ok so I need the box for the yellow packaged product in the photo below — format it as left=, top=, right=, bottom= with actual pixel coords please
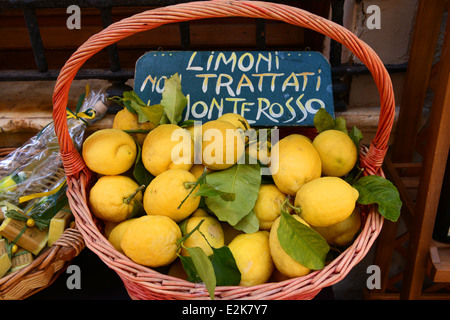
left=48, top=208, right=73, bottom=247
left=0, top=239, right=12, bottom=278
left=8, top=248, right=34, bottom=274
left=0, top=218, right=48, bottom=255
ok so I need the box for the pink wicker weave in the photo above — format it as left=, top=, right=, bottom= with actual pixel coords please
left=52, top=0, right=395, bottom=300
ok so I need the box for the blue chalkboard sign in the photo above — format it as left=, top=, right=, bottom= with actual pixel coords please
left=134, top=51, right=334, bottom=126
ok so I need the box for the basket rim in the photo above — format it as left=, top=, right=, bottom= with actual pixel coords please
left=51, top=0, right=394, bottom=299
left=0, top=226, right=85, bottom=300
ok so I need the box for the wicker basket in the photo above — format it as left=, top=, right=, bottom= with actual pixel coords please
left=0, top=148, right=85, bottom=300
left=52, top=0, right=395, bottom=300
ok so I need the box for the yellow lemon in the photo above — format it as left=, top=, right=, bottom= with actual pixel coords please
left=103, top=221, right=119, bottom=239
left=253, top=184, right=288, bottom=230
left=185, top=124, right=196, bottom=139
left=191, top=208, right=209, bottom=217
left=228, top=231, right=274, bottom=286
left=201, top=120, right=245, bottom=171
left=185, top=123, right=203, bottom=143
left=108, top=218, right=136, bottom=253
left=89, top=175, right=143, bottom=223
left=82, top=128, right=137, bottom=175
left=218, top=113, right=251, bottom=145
left=270, top=134, right=321, bottom=196
left=312, top=207, right=362, bottom=246
left=312, top=130, right=358, bottom=177
left=121, top=215, right=182, bottom=268
left=143, top=169, right=200, bottom=222
left=185, top=124, right=203, bottom=164
left=295, top=176, right=359, bottom=227
left=181, top=213, right=224, bottom=256
left=142, top=124, right=194, bottom=176
left=112, top=107, right=155, bottom=145
left=217, top=113, right=250, bottom=131
left=269, top=215, right=311, bottom=278
left=189, top=164, right=207, bottom=180
left=246, top=140, right=271, bottom=165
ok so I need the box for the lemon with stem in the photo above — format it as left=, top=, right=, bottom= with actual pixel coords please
left=121, top=215, right=182, bottom=268
left=143, top=169, right=200, bottom=222
left=82, top=128, right=137, bottom=175
left=89, top=175, right=144, bottom=223
left=295, top=176, right=359, bottom=227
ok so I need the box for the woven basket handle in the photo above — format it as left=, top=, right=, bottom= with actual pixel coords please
left=52, top=0, right=395, bottom=178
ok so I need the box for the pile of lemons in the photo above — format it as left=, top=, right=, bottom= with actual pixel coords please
left=82, top=110, right=361, bottom=287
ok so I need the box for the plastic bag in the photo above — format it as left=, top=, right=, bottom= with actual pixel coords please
left=0, top=89, right=108, bottom=228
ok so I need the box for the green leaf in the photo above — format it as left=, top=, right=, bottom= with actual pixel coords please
left=178, top=217, right=189, bottom=236
left=135, top=103, right=165, bottom=126
left=176, top=218, right=240, bottom=297
left=133, top=142, right=154, bottom=187
left=210, top=246, right=241, bottom=286
left=121, top=90, right=133, bottom=102
left=349, top=126, right=363, bottom=150
left=334, top=116, right=348, bottom=134
left=177, top=219, right=205, bottom=247
left=277, top=210, right=330, bottom=270
left=128, top=90, right=164, bottom=126
left=178, top=246, right=240, bottom=289
left=128, top=199, right=145, bottom=219
left=110, top=91, right=164, bottom=126
left=75, top=92, right=86, bottom=114
left=109, top=93, right=135, bottom=114
left=124, top=182, right=146, bottom=219
left=195, top=183, right=236, bottom=201
left=232, top=210, right=259, bottom=234
left=178, top=255, right=202, bottom=283
left=204, top=163, right=261, bottom=226
left=177, top=170, right=207, bottom=210
left=352, top=175, right=402, bottom=222
left=159, top=73, right=188, bottom=125
left=313, top=108, right=335, bottom=133
left=344, top=165, right=364, bottom=185
left=179, top=119, right=196, bottom=128
left=184, top=246, right=216, bottom=300
left=313, top=109, right=361, bottom=139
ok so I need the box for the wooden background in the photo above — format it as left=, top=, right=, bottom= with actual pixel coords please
left=0, top=1, right=383, bottom=148
left=0, top=2, right=330, bottom=71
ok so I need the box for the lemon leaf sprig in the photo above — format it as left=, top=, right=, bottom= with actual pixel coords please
left=353, top=175, right=402, bottom=222
left=109, top=91, right=165, bottom=127
left=177, top=168, right=236, bottom=210
left=313, top=109, right=402, bottom=223
left=176, top=219, right=241, bottom=300
left=277, top=199, right=330, bottom=270
left=203, top=163, right=261, bottom=231
left=132, top=142, right=154, bottom=187
left=159, top=73, right=188, bottom=126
